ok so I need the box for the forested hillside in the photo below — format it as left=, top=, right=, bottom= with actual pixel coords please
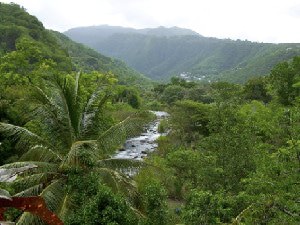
left=65, top=25, right=300, bottom=83
left=0, top=3, right=149, bottom=87
left=51, top=31, right=150, bottom=86
left=0, top=3, right=73, bottom=75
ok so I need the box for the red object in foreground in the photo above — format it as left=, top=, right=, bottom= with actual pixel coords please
left=0, top=196, right=63, bottom=225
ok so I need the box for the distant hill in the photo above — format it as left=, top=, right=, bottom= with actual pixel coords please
left=65, top=25, right=199, bottom=44
left=51, top=31, right=150, bottom=86
left=65, top=25, right=300, bottom=83
left=0, top=3, right=149, bottom=86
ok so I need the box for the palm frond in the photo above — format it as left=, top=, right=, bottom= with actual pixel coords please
left=30, top=83, right=76, bottom=150
left=74, top=71, right=80, bottom=102
left=57, top=193, right=74, bottom=221
left=97, top=113, right=151, bottom=154
left=30, top=105, right=70, bottom=150
left=0, top=161, right=57, bottom=171
left=0, top=162, right=38, bottom=170
left=14, top=184, right=43, bottom=197
left=95, top=167, right=138, bottom=197
left=12, top=171, right=60, bottom=194
left=0, top=162, right=58, bottom=182
left=0, top=163, right=37, bottom=182
left=53, top=80, right=77, bottom=145
left=13, top=173, right=47, bottom=189
left=30, top=85, right=57, bottom=112
left=0, top=188, right=12, bottom=200
left=20, top=145, right=62, bottom=162
left=61, top=140, right=98, bottom=167
left=0, top=122, right=50, bottom=152
left=40, top=178, right=66, bottom=213
left=17, top=212, right=45, bottom=225
left=15, top=180, right=66, bottom=224
left=33, top=78, right=77, bottom=147
left=97, top=167, right=120, bottom=191
left=79, top=87, right=110, bottom=138
left=60, top=75, right=84, bottom=140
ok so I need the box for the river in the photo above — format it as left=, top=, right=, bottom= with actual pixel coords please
left=113, top=111, right=169, bottom=160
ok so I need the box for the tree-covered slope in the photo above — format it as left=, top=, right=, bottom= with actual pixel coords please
left=0, top=3, right=149, bottom=86
left=0, top=2, right=73, bottom=72
left=65, top=25, right=300, bottom=83
left=50, top=31, right=150, bottom=86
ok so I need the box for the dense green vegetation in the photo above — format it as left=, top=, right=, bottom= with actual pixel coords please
left=0, top=2, right=300, bottom=225
left=65, top=25, right=300, bottom=83
left=139, top=56, right=300, bottom=224
left=51, top=30, right=151, bottom=86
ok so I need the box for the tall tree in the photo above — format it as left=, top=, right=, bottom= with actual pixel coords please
left=270, top=57, right=300, bottom=105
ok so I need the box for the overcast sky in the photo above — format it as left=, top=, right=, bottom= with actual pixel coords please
left=2, top=0, right=300, bottom=43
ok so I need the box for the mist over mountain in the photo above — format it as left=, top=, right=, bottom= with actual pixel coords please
left=66, top=25, right=200, bottom=41
left=65, top=25, right=300, bottom=83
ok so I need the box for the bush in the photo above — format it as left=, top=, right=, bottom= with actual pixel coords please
left=140, top=182, right=168, bottom=225
left=158, top=119, right=168, bottom=133
left=65, top=184, right=137, bottom=225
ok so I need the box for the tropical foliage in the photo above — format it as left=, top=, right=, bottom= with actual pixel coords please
left=139, top=56, right=300, bottom=224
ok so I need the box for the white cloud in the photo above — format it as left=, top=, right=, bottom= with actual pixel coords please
left=2, top=0, right=300, bottom=43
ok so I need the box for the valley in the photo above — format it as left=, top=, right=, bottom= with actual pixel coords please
left=0, top=2, right=299, bottom=225
left=65, top=25, right=300, bottom=83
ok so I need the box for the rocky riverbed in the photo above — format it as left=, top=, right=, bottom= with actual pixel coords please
left=113, top=111, right=169, bottom=160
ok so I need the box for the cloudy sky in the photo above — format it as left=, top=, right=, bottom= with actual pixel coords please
left=2, top=0, right=300, bottom=43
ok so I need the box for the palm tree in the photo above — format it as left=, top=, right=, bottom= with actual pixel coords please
left=0, top=72, right=152, bottom=224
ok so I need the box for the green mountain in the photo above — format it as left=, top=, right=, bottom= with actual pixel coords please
left=0, top=2, right=73, bottom=72
left=50, top=31, right=150, bottom=85
left=0, top=3, right=149, bottom=86
left=65, top=25, right=300, bottom=83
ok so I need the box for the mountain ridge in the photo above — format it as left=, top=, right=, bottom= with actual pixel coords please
left=65, top=25, right=200, bottom=38
left=65, top=25, right=300, bottom=83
